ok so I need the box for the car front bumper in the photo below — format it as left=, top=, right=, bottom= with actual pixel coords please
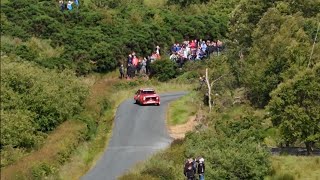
left=142, top=100, right=160, bottom=105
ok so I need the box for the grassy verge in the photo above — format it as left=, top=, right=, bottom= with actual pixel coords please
left=167, top=91, right=199, bottom=125
left=267, top=156, right=320, bottom=180
left=0, top=120, right=86, bottom=180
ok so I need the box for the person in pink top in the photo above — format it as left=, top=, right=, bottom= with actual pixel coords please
left=190, top=40, right=196, bottom=48
left=132, top=55, right=138, bottom=67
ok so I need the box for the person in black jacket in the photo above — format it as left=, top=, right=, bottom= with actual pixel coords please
left=197, top=158, right=205, bottom=180
left=184, top=158, right=196, bottom=180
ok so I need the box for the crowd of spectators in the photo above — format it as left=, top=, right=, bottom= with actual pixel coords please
left=169, top=39, right=224, bottom=67
left=59, top=0, right=79, bottom=11
left=120, top=39, right=224, bottom=79
left=122, top=46, right=161, bottom=79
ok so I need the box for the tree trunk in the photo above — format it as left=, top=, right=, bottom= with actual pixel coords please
left=205, top=68, right=212, bottom=112
left=305, top=141, right=313, bottom=156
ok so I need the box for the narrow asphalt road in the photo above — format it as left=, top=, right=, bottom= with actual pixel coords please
left=82, top=92, right=187, bottom=180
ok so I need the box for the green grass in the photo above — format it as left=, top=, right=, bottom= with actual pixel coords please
left=266, top=156, right=320, bottom=180
left=167, top=91, right=199, bottom=125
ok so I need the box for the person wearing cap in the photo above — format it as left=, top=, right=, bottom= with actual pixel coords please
left=197, top=157, right=205, bottom=180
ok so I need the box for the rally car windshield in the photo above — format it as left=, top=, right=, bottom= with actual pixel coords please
left=142, top=90, right=155, bottom=94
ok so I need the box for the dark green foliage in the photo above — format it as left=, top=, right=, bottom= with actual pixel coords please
left=1, top=0, right=235, bottom=75
left=268, top=64, right=320, bottom=152
left=142, top=162, right=175, bottom=180
left=167, top=0, right=210, bottom=7
left=150, top=59, right=179, bottom=81
left=235, top=6, right=320, bottom=107
left=15, top=45, right=37, bottom=61
left=215, top=114, right=266, bottom=143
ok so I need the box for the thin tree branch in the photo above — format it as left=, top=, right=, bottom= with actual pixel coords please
left=308, top=22, right=320, bottom=68
left=210, top=73, right=229, bottom=88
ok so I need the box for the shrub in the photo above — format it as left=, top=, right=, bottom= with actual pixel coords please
left=142, top=160, right=175, bottom=180
left=0, top=146, right=26, bottom=168
left=174, top=70, right=199, bottom=84
left=1, top=57, right=88, bottom=151
left=31, top=162, right=57, bottom=180
left=0, top=110, right=44, bottom=149
left=150, top=59, right=179, bottom=82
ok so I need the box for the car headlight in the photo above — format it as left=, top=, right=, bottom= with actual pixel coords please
left=143, top=97, right=146, bottom=100
left=156, top=97, right=159, bottom=100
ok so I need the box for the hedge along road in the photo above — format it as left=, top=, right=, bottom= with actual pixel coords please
left=82, top=92, right=187, bottom=180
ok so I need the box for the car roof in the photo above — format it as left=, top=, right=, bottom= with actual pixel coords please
left=140, top=88, right=155, bottom=91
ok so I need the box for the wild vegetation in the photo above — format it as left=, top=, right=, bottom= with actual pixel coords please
left=1, top=0, right=319, bottom=179
left=1, top=57, right=88, bottom=168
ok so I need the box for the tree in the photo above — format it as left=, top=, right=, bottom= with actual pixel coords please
left=203, top=56, right=235, bottom=111
left=205, top=68, right=228, bottom=112
left=167, top=0, right=210, bottom=7
left=267, top=64, right=320, bottom=155
left=242, top=8, right=319, bottom=107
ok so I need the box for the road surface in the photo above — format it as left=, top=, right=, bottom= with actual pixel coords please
left=82, top=92, right=187, bottom=180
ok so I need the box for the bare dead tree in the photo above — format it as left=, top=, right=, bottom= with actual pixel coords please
left=205, top=68, right=229, bottom=112
left=308, top=22, right=320, bottom=68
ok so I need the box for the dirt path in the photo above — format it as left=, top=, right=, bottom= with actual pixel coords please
left=168, top=115, right=199, bottom=139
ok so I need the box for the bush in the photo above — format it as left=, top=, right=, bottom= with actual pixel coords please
left=31, top=162, right=57, bottom=180
left=142, top=160, right=176, bottom=180
left=0, top=110, right=44, bottom=149
left=0, top=146, right=26, bottom=168
left=150, top=59, right=179, bottom=81
left=1, top=58, right=88, bottom=151
left=174, top=70, right=199, bottom=84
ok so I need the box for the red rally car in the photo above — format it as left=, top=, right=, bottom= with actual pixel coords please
left=134, top=88, right=160, bottom=106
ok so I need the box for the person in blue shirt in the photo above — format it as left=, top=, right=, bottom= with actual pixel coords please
left=67, top=1, right=73, bottom=10
left=74, top=0, right=79, bottom=6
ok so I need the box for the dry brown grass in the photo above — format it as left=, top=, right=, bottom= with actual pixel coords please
left=168, top=115, right=198, bottom=139
left=56, top=73, right=119, bottom=179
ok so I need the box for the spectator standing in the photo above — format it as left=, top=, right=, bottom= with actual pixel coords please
left=59, top=0, right=65, bottom=11
left=127, top=54, right=132, bottom=65
left=126, top=64, right=131, bottom=79
left=132, top=55, right=138, bottom=67
left=137, top=59, right=142, bottom=74
left=146, top=56, right=151, bottom=75
left=197, top=158, right=205, bottom=180
left=156, top=45, right=161, bottom=55
left=119, top=64, right=124, bottom=79
left=201, top=41, right=207, bottom=53
left=74, top=0, right=79, bottom=6
left=67, top=1, right=73, bottom=10
left=184, top=158, right=196, bottom=180
left=140, top=58, right=147, bottom=75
